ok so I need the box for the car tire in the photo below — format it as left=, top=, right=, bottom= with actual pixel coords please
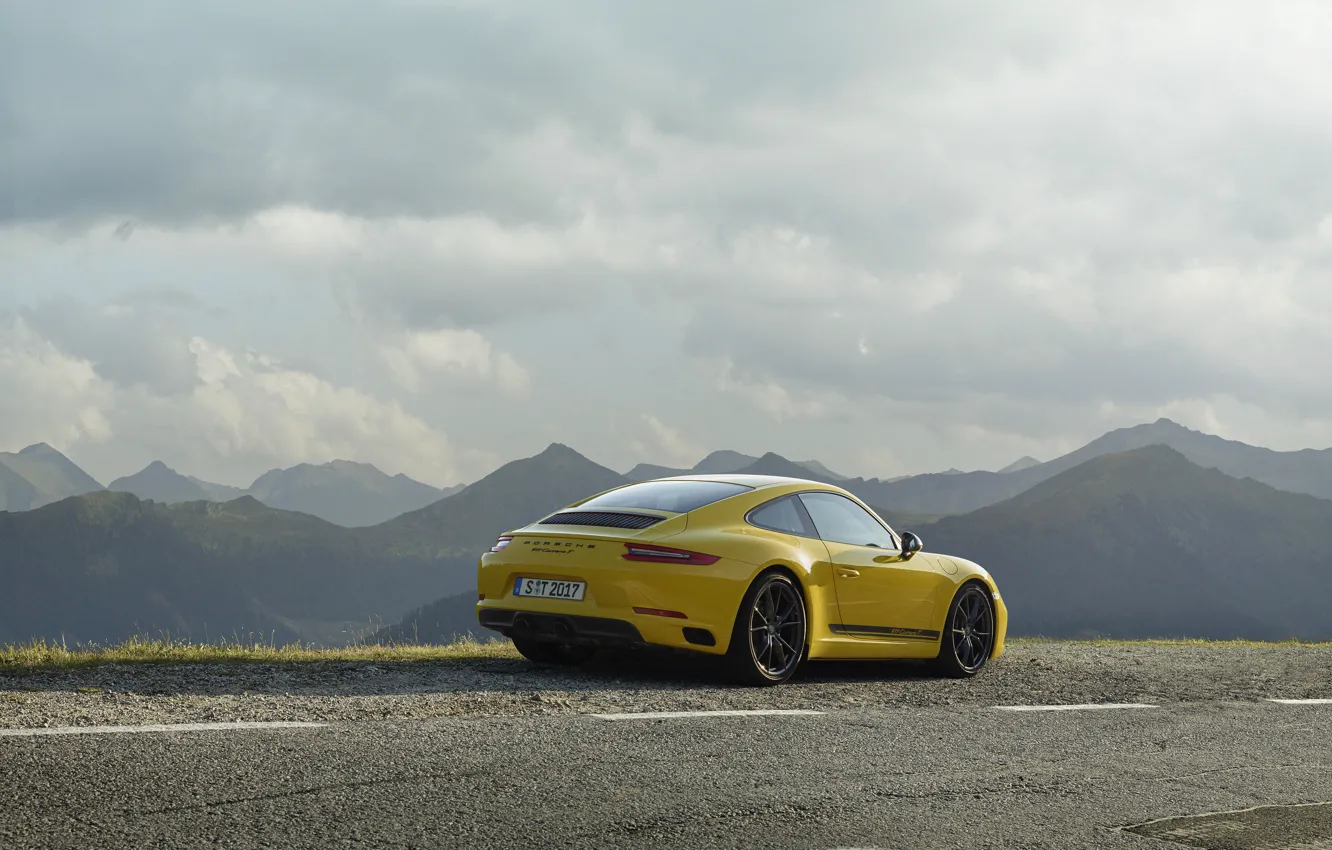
left=934, top=582, right=996, bottom=678
left=512, top=636, right=593, bottom=666
left=725, top=571, right=808, bottom=687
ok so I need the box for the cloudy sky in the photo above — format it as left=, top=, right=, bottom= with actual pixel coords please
left=5, top=1, right=1332, bottom=488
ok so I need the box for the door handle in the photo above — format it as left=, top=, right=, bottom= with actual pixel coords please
left=837, top=568, right=860, bottom=578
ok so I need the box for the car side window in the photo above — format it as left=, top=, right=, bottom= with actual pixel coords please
left=798, top=492, right=897, bottom=549
left=747, top=496, right=815, bottom=537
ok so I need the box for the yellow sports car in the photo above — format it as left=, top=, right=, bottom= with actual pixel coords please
left=477, top=475, right=1007, bottom=685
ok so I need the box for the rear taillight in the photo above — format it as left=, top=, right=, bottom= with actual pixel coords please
left=622, top=543, right=720, bottom=565
left=489, top=536, right=514, bottom=553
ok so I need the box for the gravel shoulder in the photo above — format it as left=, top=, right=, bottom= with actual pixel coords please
left=3, top=641, right=1329, bottom=729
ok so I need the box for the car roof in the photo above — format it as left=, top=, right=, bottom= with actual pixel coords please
left=652, top=473, right=841, bottom=490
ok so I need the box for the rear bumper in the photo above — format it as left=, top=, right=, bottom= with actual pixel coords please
left=478, top=607, right=721, bottom=652
left=476, top=552, right=755, bottom=654
left=478, top=608, right=646, bottom=647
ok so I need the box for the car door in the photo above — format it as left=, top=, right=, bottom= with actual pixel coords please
left=798, top=492, right=945, bottom=641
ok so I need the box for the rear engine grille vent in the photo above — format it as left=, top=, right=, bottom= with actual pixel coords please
left=540, top=511, right=664, bottom=530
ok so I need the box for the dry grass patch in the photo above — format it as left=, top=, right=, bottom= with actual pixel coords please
left=1, top=635, right=520, bottom=672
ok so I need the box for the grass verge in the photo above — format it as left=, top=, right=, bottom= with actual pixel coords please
left=7, top=636, right=1330, bottom=673
left=1010, top=637, right=1332, bottom=648
left=1, top=635, right=520, bottom=672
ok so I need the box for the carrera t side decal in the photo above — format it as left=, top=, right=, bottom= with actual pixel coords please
left=829, top=624, right=941, bottom=641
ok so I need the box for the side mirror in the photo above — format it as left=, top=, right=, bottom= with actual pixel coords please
left=900, top=532, right=923, bottom=559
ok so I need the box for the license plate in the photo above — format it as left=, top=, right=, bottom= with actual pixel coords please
left=513, top=577, right=586, bottom=601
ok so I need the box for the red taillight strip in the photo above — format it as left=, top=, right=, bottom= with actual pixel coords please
left=489, top=536, right=514, bottom=553
left=622, top=543, right=720, bottom=565
left=633, top=607, right=688, bottom=619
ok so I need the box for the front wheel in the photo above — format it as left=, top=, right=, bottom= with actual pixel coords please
left=725, top=572, right=808, bottom=686
left=512, top=636, right=593, bottom=666
left=934, top=583, right=996, bottom=678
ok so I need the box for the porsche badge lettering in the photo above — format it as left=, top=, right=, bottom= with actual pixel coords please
left=527, top=541, right=597, bottom=554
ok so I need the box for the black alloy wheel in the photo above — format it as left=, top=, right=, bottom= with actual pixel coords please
left=935, top=583, right=995, bottom=678
left=726, top=572, right=807, bottom=686
left=512, top=636, right=593, bottom=666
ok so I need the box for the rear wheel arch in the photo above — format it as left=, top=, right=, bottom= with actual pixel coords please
left=756, top=562, right=807, bottom=596
left=723, top=566, right=811, bottom=685
left=717, top=563, right=809, bottom=651
left=753, top=562, right=814, bottom=640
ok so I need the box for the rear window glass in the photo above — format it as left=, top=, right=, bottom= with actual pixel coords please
left=747, top=496, right=815, bottom=537
left=581, top=481, right=752, bottom=513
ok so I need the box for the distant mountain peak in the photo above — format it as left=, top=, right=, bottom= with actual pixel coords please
left=794, top=459, right=851, bottom=481
left=0, top=442, right=104, bottom=508
left=326, top=459, right=375, bottom=472
left=381, top=441, right=628, bottom=533
left=623, top=462, right=688, bottom=482
left=110, top=461, right=211, bottom=505
left=733, top=452, right=842, bottom=484
left=242, top=457, right=451, bottom=527
left=691, top=450, right=760, bottom=474
left=998, top=456, right=1042, bottom=474
left=1004, top=445, right=1196, bottom=509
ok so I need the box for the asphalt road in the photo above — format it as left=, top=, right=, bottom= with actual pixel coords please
left=3, top=701, right=1331, bottom=847
left=3, top=644, right=1332, bottom=849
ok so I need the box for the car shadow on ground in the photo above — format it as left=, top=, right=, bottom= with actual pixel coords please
left=0, top=649, right=947, bottom=698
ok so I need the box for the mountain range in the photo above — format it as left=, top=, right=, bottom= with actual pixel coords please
left=385, top=441, right=1332, bottom=644
left=843, top=418, right=1332, bottom=515
left=109, top=459, right=465, bottom=527
left=632, top=419, right=1332, bottom=517
left=926, top=445, right=1332, bottom=640
left=5, top=418, right=1332, bottom=646
left=0, top=446, right=463, bottom=527
left=0, top=443, right=623, bottom=646
left=0, top=491, right=470, bottom=646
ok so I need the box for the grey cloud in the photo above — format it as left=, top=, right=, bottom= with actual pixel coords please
left=680, top=276, right=1324, bottom=422
left=16, top=301, right=200, bottom=396
left=115, top=283, right=207, bottom=311
left=2, top=3, right=1074, bottom=228
left=3, top=1, right=687, bottom=226
left=6, top=1, right=1332, bottom=479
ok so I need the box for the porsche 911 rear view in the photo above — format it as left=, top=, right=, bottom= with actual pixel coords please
left=478, top=475, right=1007, bottom=685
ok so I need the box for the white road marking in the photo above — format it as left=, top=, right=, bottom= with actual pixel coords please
left=1266, top=698, right=1332, bottom=705
left=0, top=721, right=326, bottom=738
left=589, top=709, right=824, bottom=721
left=993, top=703, right=1158, bottom=712
left=1122, top=800, right=1332, bottom=831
